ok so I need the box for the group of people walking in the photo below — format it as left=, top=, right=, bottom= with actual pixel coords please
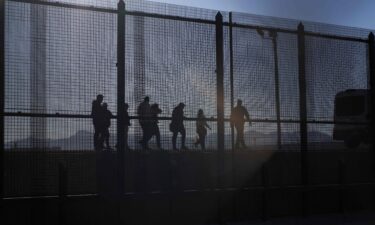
left=137, top=96, right=163, bottom=150
left=137, top=97, right=192, bottom=150
left=91, top=95, right=251, bottom=151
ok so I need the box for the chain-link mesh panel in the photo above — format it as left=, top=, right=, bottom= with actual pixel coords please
left=304, top=23, right=371, bottom=39
left=305, top=35, right=370, bottom=150
left=37, top=0, right=118, bottom=9
left=306, top=37, right=368, bottom=121
left=34, top=0, right=228, bottom=21
left=4, top=1, right=117, bottom=197
left=278, top=33, right=299, bottom=121
left=277, top=33, right=300, bottom=150
left=5, top=1, right=117, bottom=151
left=5, top=1, right=117, bottom=115
left=126, top=0, right=227, bottom=21
left=230, top=27, right=277, bottom=149
left=280, top=123, right=300, bottom=149
left=232, top=12, right=299, bottom=31
left=5, top=117, right=117, bottom=150
left=232, top=27, right=276, bottom=119
left=232, top=12, right=372, bottom=39
left=124, top=15, right=218, bottom=151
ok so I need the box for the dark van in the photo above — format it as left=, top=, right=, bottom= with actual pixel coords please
left=333, top=89, right=371, bottom=148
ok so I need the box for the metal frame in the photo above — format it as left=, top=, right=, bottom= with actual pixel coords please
left=229, top=12, right=235, bottom=150
left=369, top=33, right=375, bottom=178
left=9, top=0, right=117, bottom=13
left=6, top=0, right=369, bottom=41
left=298, top=23, right=308, bottom=183
left=272, top=35, right=282, bottom=150
left=2, top=112, right=370, bottom=125
left=215, top=11, right=225, bottom=223
left=1, top=0, right=372, bottom=205
left=216, top=12, right=225, bottom=155
left=117, top=0, right=126, bottom=197
left=1, top=0, right=374, bottom=223
left=297, top=22, right=309, bottom=216
left=1, top=0, right=5, bottom=206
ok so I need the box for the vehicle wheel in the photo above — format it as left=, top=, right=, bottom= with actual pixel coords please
left=344, top=135, right=361, bottom=149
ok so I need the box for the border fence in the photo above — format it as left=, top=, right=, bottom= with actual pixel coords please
left=1, top=0, right=375, bottom=224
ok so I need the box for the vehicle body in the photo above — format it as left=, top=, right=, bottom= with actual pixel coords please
left=333, top=89, right=371, bottom=148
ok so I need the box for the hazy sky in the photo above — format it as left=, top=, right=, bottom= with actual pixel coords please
left=153, top=0, right=375, bottom=30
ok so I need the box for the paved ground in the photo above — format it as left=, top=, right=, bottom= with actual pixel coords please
left=226, top=212, right=375, bottom=225
left=196, top=211, right=375, bottom=225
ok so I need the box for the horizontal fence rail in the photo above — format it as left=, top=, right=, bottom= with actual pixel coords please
left=3, top=112, right=372, bottom=125
left=6, top=0, right=370, bottom=41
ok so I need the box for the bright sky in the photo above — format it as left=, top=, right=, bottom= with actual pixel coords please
left=153, top=0, right=375, bottom=30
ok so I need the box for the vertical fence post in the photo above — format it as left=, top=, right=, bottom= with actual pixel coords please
left=261, top=163, right=268, bottom=221
left=216, top=11, right=225, bottom=224
left=298, top=22, right=308, bottom=216
left=168, top=154, right=178, bottom=224
left=272, top=35, right=282, bottom=150
left=117, top=1, right=126, bottom=223
left=117, top=0, right=125, bottom=193
left=0, top=0, right=5, bottom=211
left=368, top=33, right=375, bottom=180
left=229, top=11, right=238, bottom=221
left=58, top=163, right=68, bottom=225
left=229, top=12, right=235, bottom=150
left=216, top=12, right=225, bottom=160
left=338, top=160, right=346, bottom=214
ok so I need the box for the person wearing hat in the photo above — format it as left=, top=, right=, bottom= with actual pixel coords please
left=137, top=96, right=151, bottom=150
left=170, top=102, right=188, bottom=150
left=91, top=94, right=104, bottom=150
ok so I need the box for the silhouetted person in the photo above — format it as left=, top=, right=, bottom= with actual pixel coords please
left=123, top=103, right=131, bottom=150
left=102, top=103, right=113, bottom=150
left=137, top=96, right=151, bottom=150
left=194, top=109, right=211, bottom=150
left=143, top=103, right=163, bottom=150
left=230, top=99, right=251, bottom=149
left=91, top=94, right=104, bottom=150
left=170, top=103, right=188, bottom=150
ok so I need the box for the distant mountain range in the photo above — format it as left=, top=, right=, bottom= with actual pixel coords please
left=5, top=129, right=333, bottom=151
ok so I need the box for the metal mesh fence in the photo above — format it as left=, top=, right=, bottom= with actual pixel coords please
left=2, top=0, right=373, bottom=197
left=305, top=36, right=369, bottom=121
left=5, top=0, right=117, bottom=151
left=305, top=35, right=370, bottom=150
left=230, top=26, right=278, bottom=149
left=232, top=11, right=372, bottom=39
left=4, top=0, right=117, bottom=197
left=124, top=14, right=218, bottom=150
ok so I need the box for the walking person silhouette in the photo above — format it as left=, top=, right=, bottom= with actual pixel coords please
left=194, top=109, right=211, bottom=150
left=170, top=103, right=189, bottom=151
left=91, top=94, right=104, bottom=150
left=102, top=102, right=113, bottom=150
left=230, top=99, right=252, bottom=149
left=123, top=102, right=131, bottom=150
left=137, top=96, right=151, bottom=150
left=143, top=103, right=163, bottom=150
